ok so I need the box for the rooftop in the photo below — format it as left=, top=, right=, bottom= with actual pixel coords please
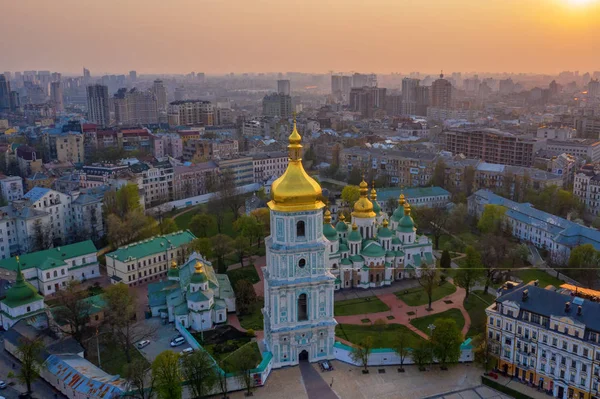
left=0, top=240, right=97, bottom=272
left=106, top=230, right=196, bottom=262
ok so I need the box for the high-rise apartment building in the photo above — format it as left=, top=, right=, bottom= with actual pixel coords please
left=444, top=129, right=537, bottom=167
left=168, top=100, right=214, bottom=126
left=113, top=88, right=158, bottom=126
left=499, top=78, right=515, bottom=95
left=415, top=86, right=430, bottom=116
left=401, top=78, right=419, bottom=115
left=152, top=80, right=168, bottom=112
left=589, top=79, right=600, bottom=98
left=349, top=86, right=387, bottom=118
left=431, top=73, right=452, bottom=109
left=86, top=84, right=110, bottom=127
left=277, top=80, right=291, bottom=96
left=331, top=75, right=352, bottom=102
left=352, top=73, right=377, bottom=88
left=129, top=70, right=137, bottom=81
left=0, top=74, right=11, bottom=111
left=50, top=81, right=64, bottom=112
left=262, top=93, right=292, bottom=118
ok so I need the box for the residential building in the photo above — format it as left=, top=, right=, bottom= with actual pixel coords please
left=537, top=126, right=576, bottom=141
left=573, top=164, right=600, bottom=217
left=157, top=133, right=184, bottom=159
left=251, top=151, right=288, bottom=183
left=349, top=86, right=387, bottom=118
left=0, top=241, right=99, bottom=296
left=14, top=145, right=43, bottom=176
left=431, top=73, right=452, bottom=109
left=173, top=161, right=219, bottom=199
left=277, top=79, right=291, bottom=96
left=0, top=74, right=10, bottom=111
left=361, top=186, right=451, bottom=214
left=86, top=84, right=110, bottom=127
left=242, top=119, right=266, bottom=137
left=262, top=93, right=292, bottom=118
left=214, top=108, right=233, bottom=125
left=486, top=282, right=600, bottom=399
left=80, top=163, right=129, bottom=188
left=137, top=160, right=174, bottom=207
left=331, top=75, right=352, bottom=102
left=401, top=78, right=419, bottom=115
left=575, top=117, right=600, bottom=139
left=182, top=139, right=239, bottom=162
left=43, top=132, right=85, bottom=164
left=444, top=129, right=538, bottom=167
left=0, top=176, right=23, bottom=202
left=468, top=190, right=600, bottom=260
left=152, top=79, right=168, bottom=112
left=147, top=252, right=235, bottom=330
left=105, top=230, right=196, bottom=286
left=113, top=88, right=158, bottom=126
left=50, top=81, right=63, bottom=112
left=120, top=128, right=153, bottom=153
left=475, top=162, right=563, bottom=193
left=168, top=100, right=214, bottom=126
left=215, top=157, right=254, bottom=186
left=544, top=139, right=600, bottom=163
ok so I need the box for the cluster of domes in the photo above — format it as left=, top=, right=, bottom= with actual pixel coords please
left=4, top=256, right=43, bottom=306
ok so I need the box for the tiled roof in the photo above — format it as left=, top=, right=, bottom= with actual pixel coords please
left=0, top=240, right=97, bottom=272
left=106, top=230, right=196, bottom=262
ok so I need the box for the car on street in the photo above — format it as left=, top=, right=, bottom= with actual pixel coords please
left=136, top=340, right=151, bottom=349
left=0, top=381, right=6, bottom=389
left=180, top=347, right=193, bottom=356
left=170, top=337, right=185, bottom=347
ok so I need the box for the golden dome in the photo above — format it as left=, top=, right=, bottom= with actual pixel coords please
left=324, top=209, right=332, bottom=224
left=382, top=219, right=389, bottom=228
left=268, top=119, right=324, bottom=212
left=194, top=261, right=204, bottom=273
left=370, top=181, right=377, bottom=201
left=171, top=259, right=177, bottom=269
left=404, top=201, right=411, bottom=216
left=352, top=178, right=376, bottom=219
left=352, top=222, right=358, bottom=231
left=398, top=193, right=405, bottom=206
left=339, top=213, right=345, bottom=222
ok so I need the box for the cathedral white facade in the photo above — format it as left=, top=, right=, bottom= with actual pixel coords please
left=263, top=121, right=337, bottom=368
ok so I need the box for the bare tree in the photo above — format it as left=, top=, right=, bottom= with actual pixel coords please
left=124, top=358, right=155, bottom=399
left=417, top=262, right=440, bottom=310
left=53, top=281, right=92, bottom=344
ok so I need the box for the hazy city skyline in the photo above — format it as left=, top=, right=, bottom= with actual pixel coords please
left=2, top=0, right=600, bottom=75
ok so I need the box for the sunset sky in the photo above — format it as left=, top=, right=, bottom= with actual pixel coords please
left=2, top=0, right=600, bottom=75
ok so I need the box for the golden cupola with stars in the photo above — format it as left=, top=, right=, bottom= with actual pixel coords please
left=268, top=119, right=324, bottom=212
left=351, top=178, right=376, bottom=218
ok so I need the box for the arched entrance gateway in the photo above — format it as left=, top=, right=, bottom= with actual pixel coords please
left=299, top=350, right=309, bottom=362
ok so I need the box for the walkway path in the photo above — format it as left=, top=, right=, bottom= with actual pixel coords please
left=299, top=361, right=339, bottom=399
left=335, top=281, right=472, bottom=339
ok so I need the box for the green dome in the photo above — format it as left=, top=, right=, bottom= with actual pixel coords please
left=191, top=271, right=208, bottom=284
left=3, top=260, right=42, bottom=308
left=398, top=215, right=415, bottom=233
left=336, top=221, right=348, bottom=232
left=372, top=201, right=381, bottom=214
left=168, top=267, right=180, bottom=278
left=378, top=226, right=393, bottom=238
left=391, top=205, right=404, bottom=221
left=323, top=223, right=338, bottom=241
left=361, top=243, right=386, bottom=257
left=348, top=227, right=362, bottom=242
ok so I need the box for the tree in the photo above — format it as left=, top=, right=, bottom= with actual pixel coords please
left=211, top=234, right=233, bottom=273
left=232, top=235, right=251, bottom=267
left=472, top=333, right=494, bottom=372
left=217, top=170, right=244, bottom=220
left=431, top=318, right=463, bottom=369
left=235, top=279, right=257, bottom=315
left=393, top=329, right=410, bottom=372
left=216, top=361, right=229, bottom=399
left=431, top=159, right=446, bottom=188
left=350, top=336, right=373, bottom=373
left=251, top=208, right=270, bottom=239
left=463, top=166, right=475, bottom=197
left=373, top=318, right=387, bottom=345
left=190, top=238, right=213, bottom=259
left=592, top=217, right=600, bottom=229
left=341, top=185, right=361, bottom=209
left=410, top=341, right=432, bottom=371
left=16, top=337, right=43, bottom=393
left=386, top=197, right=398, bottom=215
left=417, top=262, right=440, bottom=310
left=509, top=243, right=530, bottom=267
left=454, top=246, right=484, bottom=300
left=31, top=220, right=52, bottom=251
left=233, top=344, right=262, bottom=397
left=207, top=196, right=227, bottom=234
left=347, top=168, right=362, bottom=185
left=478, top=234, right=510, bottom=294
left=417, top=207, right=449, bottom=249
left=181, top=350, right=218, bottom=399
left=447, top=203, right=469, bottom=235
left=233, top=215, right=261, bottom=245
left=568, top=244, right=600, bottom=283
left=53, top=281, right=91, bottom=344
left=158, top=218, right=178, bottom=235
left=189, top=214, right=215, bottom=238
left=477, top=204, right=506, bottom=234
left=440, top=250, right=452, bottom=269
left=125, top=358, right=155, bottom=399
left=152, top=351, right=182, bottom=399
left=103, top=283, right=155, bottom=363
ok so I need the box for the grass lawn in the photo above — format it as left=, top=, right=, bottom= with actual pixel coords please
left=238, top=298, right=264, bottom=330
left=173, top=205, right=238, bottom=237
left=410, top=308, right=465, bottom=336
left=336, top=323, right=425, bottom=348
left=464, top=290, right=496, bottom=338
left=86, top=340, right=149, bottom=376
left=204, top=339, right=261, bottom=371
left=334, top=296, right=390, bottom=316
left=513, top=268, right=563, bottom=288
left=227, top=265, right=260, bottom=288
left=395, top=281, right=457, bottom=306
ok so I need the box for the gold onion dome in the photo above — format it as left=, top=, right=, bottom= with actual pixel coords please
left=352, top=178, right=376, bottom=218
left=190, top=261, right=207, bottom=283
left=323, top=209, right=338, bottom=241
left=168, top=259, right=179, bottom=277
left=324, top=209, right=332, bottom=224
left=336, top=213, right=348, bottom=232
left=398, top=201, right=416, bottom=232
left=370, top=181, right=381, bottom=214
left=268, top=119, right=324, bottom=212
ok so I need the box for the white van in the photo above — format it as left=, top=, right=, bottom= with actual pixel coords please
left=180, top=347, right=194, bottom=356
left=170, top=337, right=186, bottom=347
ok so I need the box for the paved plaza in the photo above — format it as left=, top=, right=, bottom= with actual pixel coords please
left=425, top=385, right=513, bottom=399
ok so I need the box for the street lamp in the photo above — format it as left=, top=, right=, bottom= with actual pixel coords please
left=428, top=324, right=436, bottom=370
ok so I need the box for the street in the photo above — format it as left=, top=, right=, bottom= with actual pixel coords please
left=0, top=332, right=65, bottom=399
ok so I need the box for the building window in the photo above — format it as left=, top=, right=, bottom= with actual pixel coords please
left=296, top=221, right=305, bottom=238
left=298, top=294, right=308, bottom=321
left=298, top=259, right=306, bottom=268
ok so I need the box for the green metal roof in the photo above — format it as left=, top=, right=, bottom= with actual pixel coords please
left=349, top=254, right=363, bottom=262
left=0, top=240, right=97, bottom=272
left=348, top=229, right=362, bottom=242
left=1, top=261, right=43, bottom=308
left=397, top=215, right=415, bottom=232
left=361, top=243, right=386, bottom=257
left=174, top=302, right=189, bottom=316
left=338, top=243, right=349, bottom=252
left=335, top=221, right=349, bottom=232
left=190, top=271, right=208, bottom=284
left=378, top=226, right=393, bottom=238
left=188, top=288, right=211, bottom=302
left=323, top=223, right=338, bottom=241
left=391, top=237, right=401, bottom=244
left=106, top=231, right=196, bottom=261
left=340, top=258, right=352, bottom=266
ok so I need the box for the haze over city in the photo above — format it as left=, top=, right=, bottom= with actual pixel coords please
left=2, top=0, right=600, bottom=74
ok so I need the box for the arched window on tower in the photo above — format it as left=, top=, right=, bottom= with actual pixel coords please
left=298, top=294, right=308, bottom=321
left=297, top=221, right=305, bottom=238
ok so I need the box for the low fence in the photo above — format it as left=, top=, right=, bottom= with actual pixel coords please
left=481, top=376, right=535, bottom=399
left=333, top=338, right=474, bottom=366
left=175, top=320, right=273, bottom=396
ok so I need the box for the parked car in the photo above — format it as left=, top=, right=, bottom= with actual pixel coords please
left=180, top=347, right=194, bottom=356
left=0, top=381, right=7, bottom=389
left=170, top=337, right=185, bottom=347
left=136, top=340, right=151, bottom=349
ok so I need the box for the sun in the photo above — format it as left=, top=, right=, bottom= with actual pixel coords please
left=567, top=0, right=596, bottom=6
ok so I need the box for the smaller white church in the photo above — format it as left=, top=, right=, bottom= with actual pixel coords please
left=147, top=253, right=236, bottom=331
